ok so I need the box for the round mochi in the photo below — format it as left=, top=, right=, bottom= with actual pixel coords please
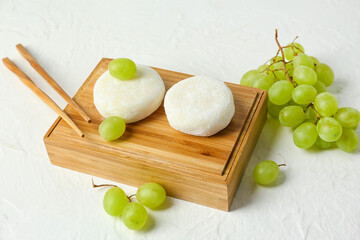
left=93, top=64, right=165, bottom=123
left=164, top=76, right=235, bottom=137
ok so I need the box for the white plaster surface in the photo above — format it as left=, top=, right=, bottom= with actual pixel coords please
left=0, top=0, right=359, bottom=239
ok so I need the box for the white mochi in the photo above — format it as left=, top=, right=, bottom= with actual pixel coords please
left=93, top=64, right=165, bottom=123
left=164, top=76, right=235, bottom=137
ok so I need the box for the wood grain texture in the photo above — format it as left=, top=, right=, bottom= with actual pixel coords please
left=44, top=58, right=267, bottom=210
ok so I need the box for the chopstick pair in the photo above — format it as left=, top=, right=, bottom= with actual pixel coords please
left=2, top=44, right=91, bottom=137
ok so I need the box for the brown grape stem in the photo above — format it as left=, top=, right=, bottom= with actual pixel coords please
left=274, top=29, right=293, bottom=83
left=127, top=194, right=136, bottom=202
left=307, top=104, right=322, bottom=124
left=92, top=178, right=137, bottom=202
left=278, top=163, right=286, bottom=167
left=92, top=178, right=118, bottom=188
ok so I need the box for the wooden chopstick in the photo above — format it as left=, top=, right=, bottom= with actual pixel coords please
left=2, top=57, right=85, bottom=137
left=16, top=44, right=91, bottom=123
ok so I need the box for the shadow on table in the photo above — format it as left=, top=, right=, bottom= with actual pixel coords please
left=230, top=115, right=286, bottom=211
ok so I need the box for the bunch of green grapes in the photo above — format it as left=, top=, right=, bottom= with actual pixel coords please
left=98, top=182, right=166, bottom=230
left=241, top=41, right=359, bottom=153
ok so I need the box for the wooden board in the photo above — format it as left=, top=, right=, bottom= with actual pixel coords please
left=44, top=58, right=267, bottom=211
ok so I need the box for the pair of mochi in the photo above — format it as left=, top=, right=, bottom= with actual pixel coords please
left=93, top=64, right=235, bottom=136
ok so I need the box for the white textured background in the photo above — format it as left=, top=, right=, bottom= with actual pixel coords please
left=1, top=0, right=360, bottom=239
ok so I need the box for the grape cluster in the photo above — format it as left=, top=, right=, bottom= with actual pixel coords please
left=95, top=181, right=166, bottom=230
left=241, top=33, right=359, bottom=153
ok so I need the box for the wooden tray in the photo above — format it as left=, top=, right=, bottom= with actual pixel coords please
left=44, top=58, right=267, bottom=211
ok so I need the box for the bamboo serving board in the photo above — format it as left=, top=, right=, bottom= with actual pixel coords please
left=44, top=58, right=267, bottom=211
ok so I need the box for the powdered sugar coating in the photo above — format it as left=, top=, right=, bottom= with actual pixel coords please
left=164, top=76, right=235, bottom=136
left=93, top=65, right=165, bottom=123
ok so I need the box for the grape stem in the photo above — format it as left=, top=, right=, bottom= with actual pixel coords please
left=307, top=103, right=322, bottom=123
left=92, top=178, right=118, bottom=188
left=92, top=178, right=137, bottom=202
left=274, top=29, right=293, bottom=83
left=278, top=163, right=286, bottom=167
left=127, top=194, right=136, bottom=202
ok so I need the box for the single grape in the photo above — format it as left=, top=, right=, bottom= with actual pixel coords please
left=268, top=80, right=294, bottom=105
left=310, top=56, right=320, bottom=66
left=99, top=116, right=126, bottom=141
left=314, top=92, right=338, bottom=117
left=240, top=70, right=258, bottom=86
left=109, top=58, right=137, bottom=80
left=293, top=122, right=318, bottom=149
left=257, top=64, right=268, bottom=73
left=122, top=202, right=148, bottom=230
left=317, top=117, right=342, bottom=142
left=103, top=187, right=129, bottom=216
left=315, top=63, right=334, bottom=87
left=293, top=53, right=315, bottom=69
left=269, top=61, right=285, bottom=79
left=250, top=74, right=273, bottom=91
left=315, top=137, right=333, bottom=149
left=286, top=62, right=294, bottom=77
left=268, top=101, right=287, bottom=118
left=293, top=66, right=317, bottom=86
left=136, top=183, right=166, bottom=209
left=268, top=72, right=277, bottom=83
left=304, top=107, right=317, bottom=124
left=292, top=85, right=317, bottom=105
left=336, top=128, right=359, bottom=153
left=279, top=106, right=305, bottom=127
left=253, top=160, right=280, bottom=185
left=313, top=80, right=327, bottom=94
left=334, top=107, right=360, bottom=128
left=284, top=42, right=304, bottom=61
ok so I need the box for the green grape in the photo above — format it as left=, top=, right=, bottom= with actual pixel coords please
left=279, top=106, right=305, bottom=127
left=286, top=62, right=294, bottom=77
left=268, top=101, right=287, bottom=118
left=336, top=129, right=359, bottom=153
left=315, top=137, right=333, bottom=149
left=293, top=122, right=318, bottom=149
left=317, top=117, right=342, bottom=142
left=122, top=202, right=148, bottom=230
left=314, top=92, right=338, bottom=117
left=99, top=116, right=126, bottom=141
left=257, top=64, right=268, bottom=73
left=311, top=56, right=320, bottom=66
left=293, top=66, right=317, bottom=86
left=103, top=187, right=129, bottom=216
left=268, top=80, right=294, bottom=105
left=293, top=53, right=315, bottom=69
left=136, top=183, right=166, bottom=209
left=304, top=107, right=317, bottom=123
left=109, top=58, right=137, bottom=80
left=268, top=72, right=277, bottom=83
left=271, top=56, right=283, bottom=63
left=284, top=42, right=304, bottom=61
left=250, top=74, right=273, bottom=91
left=334, top=107, right=360, bottom=128
left=292, top=85, right=317, bottom=105
left=315, top=63, right=334, bottom=87
left=253, top=160, right=280, bottom=185
left=313, top=80, right=327, bottom=94
left=240, top=70, right=258, bottom=86
left=269, top=62, right=285, bottom=79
